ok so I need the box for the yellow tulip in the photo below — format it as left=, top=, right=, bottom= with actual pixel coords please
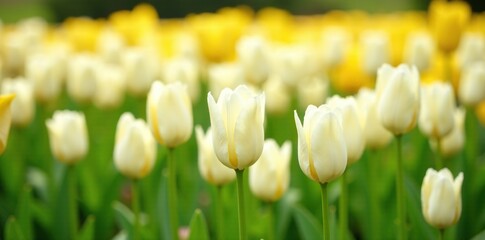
left=0, top=94, right=15, bottom=155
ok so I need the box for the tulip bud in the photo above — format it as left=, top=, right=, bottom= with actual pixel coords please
left=161, top=58, right=200, bottom=103
left=263, top=75, right=291, bottom=115
left=0, top=94, right=15, bottom=155
left=421, top=168, right=463, bottom=229
left=249, top=139, right=291, bottom=202
left=327, top=96, right=365, bottom=165
left=114, top=113, right=157, bottom=179
left=46, top=110, right=88, bottom=165
left=1, top=78, right=35, bottom=127
left=297, top=76, right=329, bottom=109
left=207, top=63, right=245, bottom=100
left=419, top=82, right=455, bottom=139
left=94, top=64, right=126, bottom=109
left=456, top=33, right=485, bottom=70
left=236, top=36, right=270, bottom=85
left=376, top=64, right=420, bottom=135
left=356, top=88, right=393, bottom=149
left=360, top=30, right=390, bottom=75
left=430, top=107, right=465, bottom=157
left=207, top=85, right=265, bottom=170
left=195, top=126, right=235, bottom=185
left=269, top=45, right=308, bottom=87
left=25, top=54, right=62, bottom=103
left=122, top=47, right=158, bottom=96
left=147, top=81, right=193, bottom=148
left=459, top=61, right=485, bottom=106
left=403, top=32, right=435, bottom=72
left=67, top=54, right=99, bottom=103
left=321, top=26, right=350, bottom=68
left=97, top=28, right=125, bottom=64
left=294, top=105, right=347, bottom=183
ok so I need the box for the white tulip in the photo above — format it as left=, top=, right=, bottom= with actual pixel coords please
left=1, top=78, right=35, bottom=127
left=419, top=82, right=456, bottom=139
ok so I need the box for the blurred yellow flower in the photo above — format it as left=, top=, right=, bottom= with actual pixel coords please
left=62, top=17, right=103, bottom=52
left=332, top=44, right=373, bottom=94
left=0, top=94, right=15, bottom=155
left=109, top=3, right=159, bottom=46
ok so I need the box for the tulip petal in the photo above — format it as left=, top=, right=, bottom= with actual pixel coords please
left=207, top=93, right=230, bottom=168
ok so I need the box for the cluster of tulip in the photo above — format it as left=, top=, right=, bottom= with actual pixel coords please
left=0, top=0, right=484, bottom=239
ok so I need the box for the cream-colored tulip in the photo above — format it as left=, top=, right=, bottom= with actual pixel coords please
left=294, top=105, right=347, bottom=183
left=0, top=94, right=15, bottom=155
left=327, top=95, right=365, bottom=165
left=269, top=45, right=308, bottom=87
left=419, top=82, right=455, bottom=139
left=195, top=126, right=235, bottom=185
left=297, top=76, right=329, bottom=109
left=403, top=32, right=435, bottom=72
left=236, top=36, right=270, bottom=85
left=459, top=61, right=485, bottom=106
left=1, top=78, right=35, bottom=127
left=207, top=85, right=265, bottom=170
left=356, top=88, right=393, bottom=149
left=360, top=30, right=390, bottom=75
left=431, top=107, right=465, bottom=157
left=207, top=63, right=245, bottom=100
left=321, top=26, right=350, bottom=68
left=147, top=81, right=193, bottom=148
left=377, top=64, right=420, bottom=135
left=263, top=75, right=291, bottom=115
left=249, top=139, right=291, bottom=202
left=114, top=113, right=156, bottom=179
left=122, top=47, right=158, bottom=96
left=456, top=33, right=485, bottom=70
left=25, top=54, right=62, bottom=102
left=67, top=54, right=99, bottom=103
left=97, top=28, right=125, bottom=64
left=93, top=64, right=126, bottom=109
left=161, top=58, right=200, bottom=102
left=46, top=110, right=88, bottom=165
left=421, top=168, right=463, bottom=229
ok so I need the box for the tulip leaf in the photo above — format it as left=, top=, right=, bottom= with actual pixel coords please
left=404, top=175, right=435, bottom=239
left=4, top=217, right=25, bottom=240
left=293, top=204, right=322, bottom=240
left=277, top=189, right=300, bottom=239
left=76, top=215, right=95, bottom=240
left=53, top=165, right=78, bottom=240
left=16, top=185, right=33, bottom=240
left=471, top=228, right=485, bottom=240
left=188, top=209, right=209, bottom=240
left=113, top=201, right=134, bottom=238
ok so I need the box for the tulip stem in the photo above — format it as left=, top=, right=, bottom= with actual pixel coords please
left=216, top=185, right=224, bottom=240
left=435, top=138, right=443, bottom=170
left=68, top=165, right=78, bottom=238
left=395, top=135, right=406, bottom=240
left=321, top=183, right=330, bottom=240
left=265, top=201, right=275, bottom=240
left=439, top=228, right=445, bottom=240
left=168, top=148, right=179, bottom=240
left=339, top=170, right=348, bottom=240
left=132, top=179, right=140, bottom=240
left=235, top=169, right=247, bottom=240
left=367, top=151, right=380, bottom=240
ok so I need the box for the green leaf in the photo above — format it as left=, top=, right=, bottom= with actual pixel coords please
left=113, top=201, right=134, bottom=238
left=76, top=215, right=95, bottom=240
left=4, top=217, right=25, bottom=240
left=16, top=185, right=33, bottom=240
left=404, top=176, right=435, bottom=239
left=277, top=189, right=300, bottom=239
left=53, top=165, right=78, bottom=240
left=293, top=204, right=322, bottom=240
left=471, top=228, right=485, bottom=240
left=188, top=209, right=209, bottom=240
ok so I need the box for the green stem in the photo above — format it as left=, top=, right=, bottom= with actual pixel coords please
left=68, top=165, right=78, bottom=238
left=339, top=171, right=348, bottom=240
left=168, top=148, right=179, bottom=240
left=439, top=228, right=445, bottom=240
left=395, top=135, right=406, bottom=240
left=265, top=202, right=275, bottom=240
left=367, top=151, right=379, bottom=239
left=236, top=169, right=247, bottom=240
left=435, top=138, right=443, bottom=170
left=132, top=179, right=140, bottom=240
left=216, top=186, right=224, bottom=240
left=321, top=183, right=330, bottom=240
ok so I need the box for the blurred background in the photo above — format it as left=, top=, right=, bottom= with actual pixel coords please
left=0, top=0, right=484, bottom=23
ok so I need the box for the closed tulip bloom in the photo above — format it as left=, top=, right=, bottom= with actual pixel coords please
left=67, top=54, right=99, bottom=103
left=25, top=54, right=62, bottom=103
left=321, top=26, right=350, bottom=68
left=195, top=126, right=235, bottom=185
left=1, top=79, right=35, bottom=127
left=327, top=96, right=365, bottom=165
left=431, top=107, right=465, bottom=157
left=122, top=47, right=158, bottom=96
left=377, top=64, right=420, bottom=135
left=147, top=81, right=193, bottom=148
left=207, top=85, right=265, bottom=170
left=94, top=64, right=126, bottom=109
left=360, top=30, right=390, bottom=75
left=403, top=32, right=435, bottom=72
left=419, top=82, right=455, bottom=139
left=207, top=63, right=245, bottom=100
left=236, top=36, right=270, bottom=85
left=459, top=61, right=485, bottom=106
left=297, top=76, right=329, bottom=109
left=263, top=75, right=291, bottom=115
left=114, top=113, right=156, bottom=179
left=249, top=139, right=291, bottom=202
left=46, top=110, right=88, bottom=165
left=0, top=94, right=15, bottom=155
left=161, top=58, right=200, bottom=103
left=356, top=88, right=393, bottom=149
left=421, top=168, right=463, bottom=229
left=456, top=33, right=485, bottom=69
left=294, top=105, right=347, bottom=183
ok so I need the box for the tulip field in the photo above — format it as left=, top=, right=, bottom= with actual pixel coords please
left=1, top=1, right=485, bottom=240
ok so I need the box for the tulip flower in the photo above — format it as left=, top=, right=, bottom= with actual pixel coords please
left=249, top=139, right=291, bottom=202
left=421, top=168, right=463, bottom=230
left=46, top=110, right=88, bottom=165
left=1, top=78, right=35, bottom=127
left=459, top=61, right=485, bottom=107
left=403, top=32, right=435, bottom=72
left=236, top=35, right=270, bottom=84
left=321, top=26, right=350, bottom=68
left=161, top=58, right=200, bottom=103
left=195, top=126, right=235, bottom=186
left=297, top=76, right=329, bottom=110
left=263, top=75, right=291, bottom=115
left=93, top=64, right=126, bottom=109
left=356, top=88, right=393, bottom=149
left=207, top=63, right=245, bottom=100
left=419, top=82, right=456, bottom=140
left=0, top=94, right=15, bottom=155
left=208, top=84, right=265, bottom=240
left=147, top=81, right=193, bottom=148
left=376, top=64, right=420, bottom=135
left=25, top=53, right=63, bottom=103
left=294, top=104, right=346, bottom=240
left=114, top=112, right=156, bottom=179
left=456, top=33, right=485, bottom=70
left=360, top=30, right=390, bottom=75
left=122, top=47, right=158, bottom=96
left=67, top=54, right=99, bottom=103
left=430, top=107, right=465, bottom=158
